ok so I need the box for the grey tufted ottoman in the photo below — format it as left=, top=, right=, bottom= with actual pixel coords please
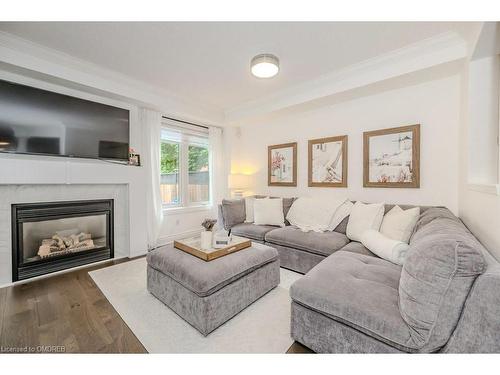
left=146, top=241, right=280, bottom=336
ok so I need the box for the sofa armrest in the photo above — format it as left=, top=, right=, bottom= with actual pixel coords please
left=442, top=264, right=500, bottom=353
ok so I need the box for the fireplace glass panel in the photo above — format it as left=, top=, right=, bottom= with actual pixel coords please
left=22, top=214, right=107, bottom=264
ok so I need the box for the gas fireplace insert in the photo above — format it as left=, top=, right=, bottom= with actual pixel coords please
left=11, top=199, right=114, bottom=281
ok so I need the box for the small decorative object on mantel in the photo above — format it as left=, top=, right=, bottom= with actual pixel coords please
left=128, top=147, right=141, bottom=166
left=268, top=142, right=297, bottom=186
left=200, top=218, right=217, bottom=250
left=363, top=124, right=420, bottom=188
left=308, top=135, right=348, bottom=187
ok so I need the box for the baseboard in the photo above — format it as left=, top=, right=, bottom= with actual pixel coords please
left=0, top=255, right=127, bottom=288
left=157, top=228, right=202, bottom=246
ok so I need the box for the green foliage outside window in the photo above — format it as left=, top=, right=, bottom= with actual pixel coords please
left=188, top=145, right=209, bottom=172
left=160, top=142, right=179, bottom=174
left=160, top=142, right=209, bottom=174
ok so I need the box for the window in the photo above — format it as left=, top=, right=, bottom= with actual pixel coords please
left=160, top=121, right=210, bottom=208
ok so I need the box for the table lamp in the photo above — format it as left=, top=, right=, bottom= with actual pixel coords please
left=228, top=173, right=251, bottom=198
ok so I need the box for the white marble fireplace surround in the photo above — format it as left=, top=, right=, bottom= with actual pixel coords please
left=0, top=154, right=149, bottom=286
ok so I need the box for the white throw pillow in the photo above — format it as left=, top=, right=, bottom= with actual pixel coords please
left=286, top=197, right=347, bottom=232
left=346, top=201, right=385, bottom=241
left=244, top=197, right=265, bottom=222
left=327, top=200, right=354, bottom=231
left=244, top=197, right=255, bottom=222
left=380, top=206, right=420, bottom=243
left=253, top=198, right=285, bottom=227
left=361, top=229, right=409, bottom=265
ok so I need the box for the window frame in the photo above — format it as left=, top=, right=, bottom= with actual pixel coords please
left=160, top=121, right=211, bottom=210
left=159, top=138, right=182, bottom=209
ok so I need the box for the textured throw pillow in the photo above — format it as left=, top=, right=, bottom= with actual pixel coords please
left=380, top=206, right=420, bottom=243
left=221, top=199, right=246, bottom=229
left=286, top=197, right=347, bottom=232
left=253, top=198, right=285, bottom=227
left=327, top=200, right=354, bottom=231
left=346, top=201, right=385, bottom=241
left=361, top=229, right=409, bottom=265
left=399, top=217, right=486, bottom=351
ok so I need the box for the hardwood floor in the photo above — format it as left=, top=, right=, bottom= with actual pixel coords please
left=0, top=258, right=146, bottom=353
left=0, top=258, right=312, bottom=354
left=286, top=342, right=314, bottom=353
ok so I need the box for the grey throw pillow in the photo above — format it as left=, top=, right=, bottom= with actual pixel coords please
left=221, top=199, right=246, bottom=229
left=282, top=197, right=296, bottom=225
left=333, top=215, right=349, bottom=234
left=399, top=217, right=485, bottom=351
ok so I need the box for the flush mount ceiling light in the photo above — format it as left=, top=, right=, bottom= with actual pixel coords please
left=251, top=54, right=279, bottom=78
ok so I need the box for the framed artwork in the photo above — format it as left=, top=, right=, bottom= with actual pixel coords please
left=363, top=124, right=420, bottom=188
left=268, top=142, right=297, bottom=186
left=308, top=135, right=348, bottom=187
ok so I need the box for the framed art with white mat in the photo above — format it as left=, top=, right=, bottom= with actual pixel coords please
left=308, top=135, right=348, bottom=187
left=363, top=124, right=420, bottom=188
left=268, top=142, right=297, bottom=186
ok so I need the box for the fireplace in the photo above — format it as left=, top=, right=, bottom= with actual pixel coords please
left=11, top=199, right=114, bottom=281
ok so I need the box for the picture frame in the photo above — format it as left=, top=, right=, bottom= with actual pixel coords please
left=128, top=153, right=141, bottom=166
left=268, top=142, right=297, bottom=186
left=308, top=135, right=348, bottom=187
left=363, top=124, right=420, bottom=188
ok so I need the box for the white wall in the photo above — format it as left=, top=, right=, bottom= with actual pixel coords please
left=458, top=56, right=500, bottom=261
left=159, top=207, right=215, bottom=244
left=467, top=56, right=499, bottom=184
left=229, top=75, right=461, bottom=214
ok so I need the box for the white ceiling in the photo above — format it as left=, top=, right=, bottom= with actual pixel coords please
left=0, top=22, right=478, bottom=111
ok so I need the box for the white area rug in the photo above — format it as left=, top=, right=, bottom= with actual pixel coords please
left=89, top=258, right=302, bottom=353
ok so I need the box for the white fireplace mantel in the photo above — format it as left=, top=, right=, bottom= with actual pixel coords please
left=0, top=153, right=149, bottom=285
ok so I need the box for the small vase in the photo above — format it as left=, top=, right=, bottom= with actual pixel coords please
left=200, top=231, right=213, bottom=250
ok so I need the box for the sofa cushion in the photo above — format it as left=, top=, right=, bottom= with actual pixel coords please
left=221, top=199, right=246, bottom=229
left=264, top=226, right=349, bottom=257
left=231, top=223, right=278, bottom=241
left=147, top=242, right=278, bottom=297
left=290, top=251, right=414, bottom=352
left=399, top=212, right=486, bottom=352
left=338, top=242, right=376, bottom=257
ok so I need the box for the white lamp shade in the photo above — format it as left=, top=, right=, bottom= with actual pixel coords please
left=228, top=174, right=251, bottom=190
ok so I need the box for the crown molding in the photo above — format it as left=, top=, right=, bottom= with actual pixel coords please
left=0, top=31, right=224, bottom=125
left=225, top=31, right=468, bottom=123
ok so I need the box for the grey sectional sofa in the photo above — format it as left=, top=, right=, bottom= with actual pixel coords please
left=218, top=197, right=500, bottom=353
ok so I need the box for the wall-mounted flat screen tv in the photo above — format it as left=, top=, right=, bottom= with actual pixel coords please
left=0, top=79, right=130, bottom=162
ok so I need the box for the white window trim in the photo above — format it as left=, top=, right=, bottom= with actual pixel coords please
left=467, top=183, right=500, bottom=196
left=161, top=120, right=211, bottom=211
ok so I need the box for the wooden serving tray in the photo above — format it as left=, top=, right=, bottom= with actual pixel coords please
left=174, top=235, right=252, bottom=261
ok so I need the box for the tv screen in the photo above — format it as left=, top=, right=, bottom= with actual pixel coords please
left=0, top=80, right=130, bottom=161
